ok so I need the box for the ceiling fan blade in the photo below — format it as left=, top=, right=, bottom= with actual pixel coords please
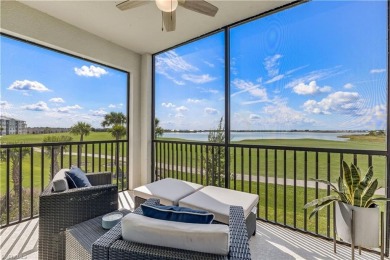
left=116, top=0, right=150, bottom=11
left=162, top=11, right=176, bottom=32
left=179, top=0, right=218, bottom=17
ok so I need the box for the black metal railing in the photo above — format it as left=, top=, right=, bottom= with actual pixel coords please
left=152, top=139, right=389, bottom=255
left=0, top=140, right=128, bottom=228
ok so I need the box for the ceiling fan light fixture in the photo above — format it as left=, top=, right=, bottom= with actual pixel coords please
left=156, top=0, right=178, bottom=12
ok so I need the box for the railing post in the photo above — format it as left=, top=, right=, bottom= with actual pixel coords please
left=224, top=27, right=230, bottom=189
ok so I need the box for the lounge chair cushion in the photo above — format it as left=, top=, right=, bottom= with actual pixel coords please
left=52, top=169, right=70, bottom=192
left=179, top=186, right=259, bottom=224
left=122, top=213, right=230, bottom=255
left=133, top=178, right=203, bottom=206
left=65, top=166, right=92, bottom=188
left=141, top=204, right=214, bottom=224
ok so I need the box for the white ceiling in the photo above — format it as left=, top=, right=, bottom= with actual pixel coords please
left=19, top=0, right=294, bottom=54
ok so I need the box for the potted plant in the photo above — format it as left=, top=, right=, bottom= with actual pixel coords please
left=304, top=161, right=389, bottom=248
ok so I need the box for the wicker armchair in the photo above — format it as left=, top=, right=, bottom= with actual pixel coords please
left=39, top=172, right=118, bottom=260
left=92, top=198, right=251, bottom=260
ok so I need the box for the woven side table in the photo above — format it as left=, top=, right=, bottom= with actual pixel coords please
left=65, top=209, right=131, bottom=260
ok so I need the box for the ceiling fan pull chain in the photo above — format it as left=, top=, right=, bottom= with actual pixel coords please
left=161, top=11, right=164, bottom=31
left=171, top=0, right=173, bottom=21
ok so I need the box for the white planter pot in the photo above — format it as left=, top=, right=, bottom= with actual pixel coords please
left=335, top=201, right=379, bottom=248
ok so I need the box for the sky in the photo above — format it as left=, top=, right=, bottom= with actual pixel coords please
left=1, top=36, right=127, bottom=128
left=155, top=0, right=388, bottom=131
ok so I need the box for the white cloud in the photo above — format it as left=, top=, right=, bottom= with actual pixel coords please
left=8, top=80, right=50, bottom=92
left=249, top=114, right=261, bottom=120
left=341, top=104, right=386, bottom=130
left=175, top=106, right=188, bottom=112
left=198, top=87, right=219, bottom=94
left=74, top=65, right=108, bottom=77
left=204, top=107, right=218, bottom=115
left=245, top=104, right=315, bottom=127
left=286, top=67, right=344, bottom=89
left=182, top=74, right=216, bottom=84
left=0, top=101, right=11, bottom=109
left=303, top=91, right=362, bottom=115
left=90, top=109, right=107, bottom=117
left=155, top=50, right=198, bottom=86
left=370, top=68, right=386, bottom=74
left=231, top=79, right=268, bottom=101
left=187, top=99, right=202, bottom=104
left=108, top=103, right=123, bottom=108
left=292, top=81, right=332, bottom=95
left=156, top=50, right=197, bottom=73
left=265, top=75, right=284, bottom=84
left=55, top=105, right=82, bottom=114
left=343, top=83, right=354, bottom=89
left=162, top=102, right=176, bottom=108
left=203, top=61, right=215, bottom=68
left=49, top=97, right=65, bottom=103
left=175, top=113, right=184, bottom=118
left=264, top=54, right=282, bottom=77
left=22, top=101, right=50, bottom=111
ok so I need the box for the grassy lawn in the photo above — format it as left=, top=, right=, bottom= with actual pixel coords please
left=155, top=137, right=387, bottom=187
left=0, top=132, right=387, bottom=232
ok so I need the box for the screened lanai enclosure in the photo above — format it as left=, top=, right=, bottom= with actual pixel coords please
left=1, top=0, right=389, bottom=259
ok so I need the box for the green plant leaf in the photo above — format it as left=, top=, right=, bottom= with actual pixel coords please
left=310, top=178, right=338, bottom=192
left=304, top=195, right=339, bottom=209
left=359, top=166, right=373, bottom=190
left=342, top=161, right=353, bottom=196
left=361, top=179, right=378, bottom=207
left=372, top=197, right=390, bottom=201
left=354, top=166, right=373, bottom=206
left=308, top=197, right=340, bottom=219
left=350, top=163, right=361, bottom=192
left=364, top=199, right=374, bottom=208
left=335, top=176, right=350, bottom=203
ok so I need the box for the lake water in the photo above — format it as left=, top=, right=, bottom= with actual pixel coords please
left=162, top=131, right=366, bottom=142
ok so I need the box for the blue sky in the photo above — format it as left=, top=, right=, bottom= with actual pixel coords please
left=1, top=36, right=127, bottom=128
left=155, top=0, right=387, bottom=131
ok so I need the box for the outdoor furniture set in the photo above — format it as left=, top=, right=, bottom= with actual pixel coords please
left=39, top=169, right=257, bottom=260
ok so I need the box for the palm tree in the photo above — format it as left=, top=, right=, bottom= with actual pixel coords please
left=107, top=124, right=127, bottom=178
left=43, top=135, right=73, bottom=176
left=0, top=144, right=30, bottom=195
left=101, top=112, right=126, bottom=127
left=69, top=122, right=92, bottom=142
left=154, top=118, right=164, bottom=138
left=109, top=125, right=126, bottom=140
left=69, top=122, right=92, bottom=165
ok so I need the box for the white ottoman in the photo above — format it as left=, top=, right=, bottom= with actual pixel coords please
left=133, top=178, right=203, bottom=207
left=179, top=186, right=259, bottom=236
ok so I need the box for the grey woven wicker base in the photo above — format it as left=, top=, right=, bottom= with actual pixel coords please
left=65, top=209, right=131, bottom=260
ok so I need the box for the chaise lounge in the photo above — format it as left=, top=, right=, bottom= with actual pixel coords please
left=92, top=198, right=251, bottom=260
left=133, top=178, right=259, bottom=237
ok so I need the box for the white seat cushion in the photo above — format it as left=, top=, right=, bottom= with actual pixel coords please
left=179, top=186, right=259, bottom=224
left=133, top=178, right=203, bottom=206
left=122, top=213, right=230, bottom=255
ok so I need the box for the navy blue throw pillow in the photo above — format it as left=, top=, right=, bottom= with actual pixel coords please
left=141, top=204, right=214, bottom=224
left=65, top=167, right=91, bottom=188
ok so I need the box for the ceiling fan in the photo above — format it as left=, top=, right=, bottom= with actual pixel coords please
left=116, top=0, right=218, bottom=32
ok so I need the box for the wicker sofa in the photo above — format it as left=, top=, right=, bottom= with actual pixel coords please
left=92, top=198, right=251, bottom=260
left=39, top=171, right=118, bottom=260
